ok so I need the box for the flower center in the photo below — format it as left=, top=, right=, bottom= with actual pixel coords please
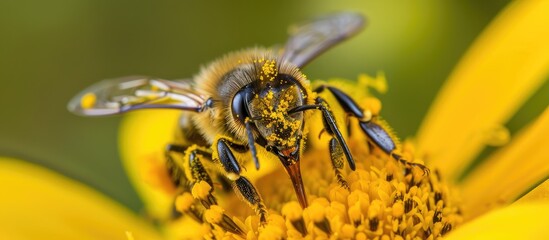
left=175, top=139, right=462, bottom=239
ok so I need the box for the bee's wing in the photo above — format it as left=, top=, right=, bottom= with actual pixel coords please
left=282, top=12, right=365, bottom=68
left=68, top=76, right=207, bottom=116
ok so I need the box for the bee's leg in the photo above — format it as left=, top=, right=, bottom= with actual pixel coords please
left=316, top=99, right=351, bottom=189
left=167, top=144, right=245, bottom=236
left=359, top=122, right=430, bottom=175
left=165, top=144, right=190, bottom=189
left=390, top=152, right=430, bottom=175
left=164, top=145, right=200, bottom=222
left=167, top=144, right=232, bottom=193
left=315, top=85, right=429, bottom=175
left=216, top=138, right=269, bottom=224
left=170, top=145, right=217, bottom=207
left=328, top=138, right=350, bottom=189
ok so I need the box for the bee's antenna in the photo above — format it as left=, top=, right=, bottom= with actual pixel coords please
left=245, top=118, right=260, bottom=170
left=289, top=100, right=355, bottom=170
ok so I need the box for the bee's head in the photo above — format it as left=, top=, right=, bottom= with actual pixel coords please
left=231, top=72, right=306, bottom=148
left=231, top=73, right=309, bottom=207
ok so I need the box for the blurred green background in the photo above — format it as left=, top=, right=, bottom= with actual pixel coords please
left=0, top=0, right=515, bottom=212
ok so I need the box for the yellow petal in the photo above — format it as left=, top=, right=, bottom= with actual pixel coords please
left=515, top=179, right=549, bottom=204
left=459, top=107, right=549, bottom=219
left=416, top=0, right=549, bottom=180
left=0, top=157, right=161, bottom=240
left=444, top=202, right=549, bottom=240
left=118, top=110, right=181, bottom=219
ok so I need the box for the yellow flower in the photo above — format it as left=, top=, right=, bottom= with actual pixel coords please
left=2, top=0, right=549, bottom=239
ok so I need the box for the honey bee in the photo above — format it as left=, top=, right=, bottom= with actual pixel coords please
left=68, top=12, right=428, bottom=233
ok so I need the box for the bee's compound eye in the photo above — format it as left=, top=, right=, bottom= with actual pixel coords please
left=231, top=85, right=255, bottom=123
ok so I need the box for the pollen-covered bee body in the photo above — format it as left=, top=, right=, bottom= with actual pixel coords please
left=68, top=12, right=428, bottom=233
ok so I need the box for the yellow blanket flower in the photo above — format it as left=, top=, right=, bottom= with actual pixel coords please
left=2, top=0, right=549, bottom=239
